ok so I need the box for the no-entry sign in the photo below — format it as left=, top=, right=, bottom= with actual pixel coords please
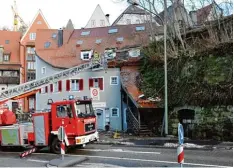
left=90, top=87, right=100, bottom=101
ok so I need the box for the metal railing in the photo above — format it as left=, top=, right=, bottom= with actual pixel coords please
left=127, top=107, right=140, bottom=134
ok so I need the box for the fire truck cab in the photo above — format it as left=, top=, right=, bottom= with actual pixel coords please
left=0, top=98, right=98, bottom=154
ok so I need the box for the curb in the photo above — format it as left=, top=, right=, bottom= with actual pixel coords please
left=94, top=142, right=233, bottom=151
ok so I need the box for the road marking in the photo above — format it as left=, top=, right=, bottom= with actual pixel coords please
left=79, top=148, right=161, bottom=154
left=69, top=154, right=230, bottom=168
left=27, top=159, right=48, bottom=163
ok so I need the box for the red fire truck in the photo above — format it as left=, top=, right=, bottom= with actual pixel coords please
left=0, top=60, right=104, bottom=155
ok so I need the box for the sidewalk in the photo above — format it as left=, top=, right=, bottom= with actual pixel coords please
left=95, top=131, right=233, bottom=150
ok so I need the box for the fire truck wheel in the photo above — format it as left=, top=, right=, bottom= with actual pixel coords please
left=50, top=137, right=62, bottom=154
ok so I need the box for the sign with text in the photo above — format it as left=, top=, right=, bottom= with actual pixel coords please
left=90, top=87, right=100, bottom=101
left=178, top=123, right=184, bottom=145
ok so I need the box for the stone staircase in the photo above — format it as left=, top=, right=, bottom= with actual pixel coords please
left=139, top=124, right=154, bottom=136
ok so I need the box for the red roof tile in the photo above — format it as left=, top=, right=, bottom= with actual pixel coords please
left=35, top=24, right=159, bottom=68
left=0, top=30, right=21, bottom=64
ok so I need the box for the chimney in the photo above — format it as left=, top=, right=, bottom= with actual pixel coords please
left=57, top=28, right=63, bottom=47
left=105, top=14, right=110, bottom=23
left=189, top=11, right=197, bottom=26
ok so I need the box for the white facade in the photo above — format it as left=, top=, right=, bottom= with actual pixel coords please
left=85, top=4, right=110, bottom=28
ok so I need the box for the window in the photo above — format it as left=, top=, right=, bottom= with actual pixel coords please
left=89, top=78, right=104, bottom=90
left=81, top=31, right=90, bottom=36
left=116, top=37, right=124, bottom=42
left=100, top=20, right=105, bottom=26
left=5, top=40, right=9, bottom=44
left=37, top=21, right=42, bottom=24
left=3, top=55, right=9, bottom=61
left=53, top=81, right=62, bottom=92
left=136, top=26, right=145, bottom=31
left=70, top=79, right=83, bottom=91
left=44, top=42, right=51, bottom=48
left=91, top=20, right=96, bottom=27
left=56, top=104, right=73, bottom=118
left=41, top=67, right=46, bottom=74
left=2, top=71, right=17, bottom=77
left=128, top=48, right=140, bottom=57
left=81, top=50, right=92, bottom=60
left=27, top=62, right=35, bottom=70
left=110, top=76, right=118, bottom=85
left=95, top=39, right=102, bottom=44
left=27, top=72, right=35, bottom=81
left=40, top=87, right=47, bottom=94
left=27, top=47, right=35, bottom=54
left=108, top=28, right=118, bottom=34
left=30, top=33, right=36, bottom=40
left=77, top=40, right=83, bottom=45
left=104, top=49, right=116, bottom=59
left=27, top=54, right=35, bottom=61
left=52, top=33, right=57, bottom=39
left=126, top=19, right=131, bottom=24
left=111, top=108, right=119, bottom=117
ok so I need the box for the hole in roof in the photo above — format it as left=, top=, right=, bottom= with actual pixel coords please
left=95, top=39, right=102, bottom=44
left=52, top=33, right=57, bottom=39
left=81, top=31, right=90, bottom=36
left=108, top=28, right=118, bottom=34
left=77, top=40, right=83, bottom=45
left=44, top=42, right=51, bottom=48
left=116, top=37, right=124, bottom=42
left=136, top=26, right=145, bottom=31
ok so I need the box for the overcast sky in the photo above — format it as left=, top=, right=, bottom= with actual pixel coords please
left=0, top=0, right=129, bottom=29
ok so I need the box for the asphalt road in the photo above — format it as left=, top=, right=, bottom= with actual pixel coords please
left=0, top=144, right=232, bottom=167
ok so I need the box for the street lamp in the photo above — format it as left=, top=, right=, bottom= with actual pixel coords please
left=127, top=0, right=168, bottom=135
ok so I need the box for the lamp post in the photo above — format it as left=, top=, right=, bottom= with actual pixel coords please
left=127, top=0, right=168, bottom=135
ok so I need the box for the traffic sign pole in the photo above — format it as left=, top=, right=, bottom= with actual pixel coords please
left=177, top=123, right=184, bottom=167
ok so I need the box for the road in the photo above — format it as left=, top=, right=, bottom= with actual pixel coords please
left=0, top=144, right=232, bottom=167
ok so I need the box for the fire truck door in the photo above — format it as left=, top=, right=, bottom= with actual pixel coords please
left=55, top=104, right=76, bottom=135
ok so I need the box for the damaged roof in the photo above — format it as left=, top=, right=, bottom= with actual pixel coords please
left=121, top=66, right=157, bottom=108
left=35, top=23, right=162, bottom=69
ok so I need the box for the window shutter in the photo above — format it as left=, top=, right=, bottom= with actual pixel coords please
left=79, top=79, right=83, bottom=90
left=45, top=86, right=48, bottom=93
left=89, top=78, right=93, bottom=89
left=66, top=80, right=70, bottom=91
left=99, top=78, right=103, bottom=90
left=50, top=84, right=53, bottom=92
left=58, top=81, right=62, bottom=92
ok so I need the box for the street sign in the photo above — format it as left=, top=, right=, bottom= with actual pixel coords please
left=178, top=123, right=184, bottom=145
left=90, top=87, right=100, bottom=101
left=58, top=126, right=65, bottom=141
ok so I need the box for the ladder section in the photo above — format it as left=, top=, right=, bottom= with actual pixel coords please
left=0, top=58, right=106, bottom=103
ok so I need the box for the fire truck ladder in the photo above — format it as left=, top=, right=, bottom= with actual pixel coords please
left=0, top=58, right=106, bottom=103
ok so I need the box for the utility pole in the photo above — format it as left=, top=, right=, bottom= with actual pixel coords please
left=163, top=0, right=168, bottom=135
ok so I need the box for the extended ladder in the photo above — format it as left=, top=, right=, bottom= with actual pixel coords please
left=0, top=58, right=106, bottom=103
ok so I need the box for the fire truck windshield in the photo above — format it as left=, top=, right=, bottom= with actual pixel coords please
left=75, top=102, right=95, bottom=118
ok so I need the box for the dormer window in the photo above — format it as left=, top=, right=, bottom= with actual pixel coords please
left=104, top=48, right=116, bottom=60
left=81, top=50, right=92, bottom=60
left=30, top=33, right=36, bottom=40
left=95, top=39, right=102, bottom=44
left=81, top=31, right=90, bottom=36
left=128, top=48, right=140, bottom=57
left=3, top=54, right=10, bottom=62
left=44, top=42, right=51, bottom=48
left=108, top=28, right=118, bottom=34
left=136, top=26, right=145, bottom=31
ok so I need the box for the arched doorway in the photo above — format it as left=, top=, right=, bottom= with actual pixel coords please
left=178, top=109, right=195, bottom=138
left=95, top=108, right=104, bottom=130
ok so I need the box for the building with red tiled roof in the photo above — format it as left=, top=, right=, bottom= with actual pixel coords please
left=20, top=9, right=50, bottom=112
left=0, top=30, right=21, bottom=112
left=35, top=23, right=162, bottom=132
